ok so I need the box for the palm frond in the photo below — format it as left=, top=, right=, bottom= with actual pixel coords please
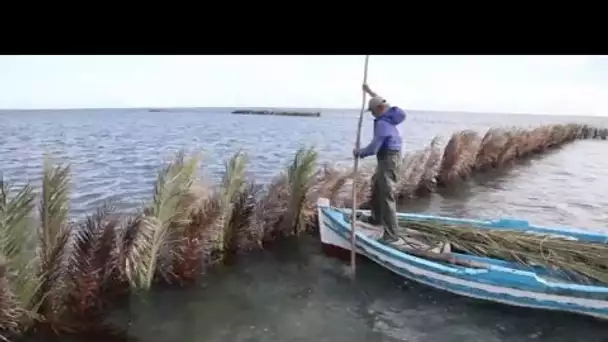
left=0, top=256, right=27, bottom=337
left=391, top=216, right=608, bottom=285
left=253, top=147, right=319, bottom=243
left=221, top=151, right=249, bottom=203
left=285, top=147, right=318, bottom=235
left=474, top=128, right=509, bottom=170
left=170, top=192, right=222, bottom=284
left=495, top=135, right=520, bottom=167
left=398, top=144, right=434, bottom=198
left=64, top=203, right=119, bottom=326
left=36, top=223, right=71, bottom=322
left=225, top=180, right=261, bottom=254
left=415, top=136, right=443, bottom=196
left=219, top=151, right=249, bottom=253
left=32, top=157, right=72, bottom=322
left=0, top=174, right=43, bottom=327
left=38, top=157, right=70, bottom=255
left=126, top=151, right=200, bottom=291
left=116, top=215, right=140, bottom=284
left=437, top=130, right=480, bottom=186
left=253, top=174, right=290, bottom=243
left=0, top=176, right=36, bottom=262
left=314, top=164, right=352, bottom=206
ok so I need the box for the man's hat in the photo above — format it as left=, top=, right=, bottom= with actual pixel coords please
left=366, top=96, right=389, bottom=112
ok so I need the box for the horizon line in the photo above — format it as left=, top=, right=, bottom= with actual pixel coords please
left=0, top=105, right=601, bottom=118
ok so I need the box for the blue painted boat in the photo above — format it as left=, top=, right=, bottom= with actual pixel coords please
left=316, top=197, right=608, bottom=320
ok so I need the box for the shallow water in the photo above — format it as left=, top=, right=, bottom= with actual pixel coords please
left=117, top=237, right=608, bottom=342
left=2, top=108, right=608, bottom=341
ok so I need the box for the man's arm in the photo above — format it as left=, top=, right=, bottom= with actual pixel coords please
left=356, top=135, right=385, bottom=158
left=355, top=122, right=389, bottom=158
left=363, top=84, right=379, bottom=97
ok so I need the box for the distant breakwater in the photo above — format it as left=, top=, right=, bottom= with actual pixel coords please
left=231, top=109, right=321, bottom=117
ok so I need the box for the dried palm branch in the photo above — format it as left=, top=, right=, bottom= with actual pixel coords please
left=0, top=176, right=36, bottom=263
left=313, top=164, right=352, bottom=206
left=170, top=193, right=222, bottom=284
left=253, top=174, right=289, bottom=243
left=158, top=176, right=220, bottom=284
left=218, top=151, right=249, bottom=253
left=388, top=216, right=608, bottom=285
left=0, top=256, right=27, bottom=339
left=252, top=147, right=318, bottom=243
left=285, top=147, right=318, bottom=235
left=437, top=130, right=481, bottom=186
left=64, top=203, right=119, bottom=327
left=495, top=134, right=521, bottom=167
left=302, top=165, right=352, bottom=233
left=393, top=152, right=416, bottom=200
left=397, top=144, right=434, bottom=198
left=35, top=158, right=72, bottom=322
left=342, top=163, right=373, bottom=208
left=225, top=180, right=262, bottom=254
left=126, top=151, right=199, bottom=291
left=116, top=215, right=141, bottom=286
left=474, top=128, right=509, bottom=171
left=414, top=136, right=443, bottom=196
left=0, top=175, right=43, bottom=331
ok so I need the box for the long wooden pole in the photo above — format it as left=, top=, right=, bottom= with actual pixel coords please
left=349, top=55, right=370, bottom=277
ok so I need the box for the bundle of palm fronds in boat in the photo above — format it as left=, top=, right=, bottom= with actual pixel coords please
left=357, top=213, right=608, bottom=285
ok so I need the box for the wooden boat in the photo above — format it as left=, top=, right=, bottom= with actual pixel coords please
left=316, top=197, right=608, bottom=320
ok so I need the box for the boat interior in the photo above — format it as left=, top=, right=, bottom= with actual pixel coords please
left=322, top=206, right=608, bottom=294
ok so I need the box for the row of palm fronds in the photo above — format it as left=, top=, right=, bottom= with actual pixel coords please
left=0, top=148, right=321, bottom=340
left=391, top=217, right=608, bottom=285
left=0, top=123, right=605, bottom=340
left=332, top=123, right=608, bottom=206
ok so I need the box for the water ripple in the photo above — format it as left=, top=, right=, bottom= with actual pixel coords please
left=2, top=108, right=608, bottom=225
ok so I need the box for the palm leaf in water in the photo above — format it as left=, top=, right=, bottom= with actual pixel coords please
left=286, top=147, right=317, bottom=235
left=170, top=193, right=222, bottom=283
left=225, top=180, right=261, bottom=254
left=219, top=151, right=249, bottom=253
left=0, top=256, right=24, bottom=340
left=0, top=175, right=36, bottom=262
left=36, top=158, right=73, bottom=321
left=0, top=175, right=40, bottom=333
left=251, top=174, right=289, bottom=243
left=126, top=151, right=200, bottom=291
left=64, top=203, right=119, bottom=326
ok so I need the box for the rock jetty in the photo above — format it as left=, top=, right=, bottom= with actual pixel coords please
left=231, top=109, right=321, bottom=117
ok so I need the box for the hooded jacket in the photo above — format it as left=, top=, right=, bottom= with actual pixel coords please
left=356, top=106, right=406, bottom=158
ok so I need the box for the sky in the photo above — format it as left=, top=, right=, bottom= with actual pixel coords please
left=1, top=55, right=607, bottom=115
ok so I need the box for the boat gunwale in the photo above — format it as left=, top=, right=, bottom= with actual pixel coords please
left=320, top=206, right=608, bottom=295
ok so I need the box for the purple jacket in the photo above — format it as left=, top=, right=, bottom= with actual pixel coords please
left=356, top=106, right=406, bottom=158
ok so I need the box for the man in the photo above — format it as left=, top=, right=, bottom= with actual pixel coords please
left=353, top=83, right=406, bottom=246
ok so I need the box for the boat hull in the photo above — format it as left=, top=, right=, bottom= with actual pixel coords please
left=316, top=198, right=608, bottom=320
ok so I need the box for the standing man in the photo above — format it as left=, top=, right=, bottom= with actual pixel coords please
left=353, top=84, right=406, bottom=246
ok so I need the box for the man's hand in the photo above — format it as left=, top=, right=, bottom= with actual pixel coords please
left=362, top=83, right=378, bottom=97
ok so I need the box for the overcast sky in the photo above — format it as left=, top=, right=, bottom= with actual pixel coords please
left=1, top=55, right=607, bottom=115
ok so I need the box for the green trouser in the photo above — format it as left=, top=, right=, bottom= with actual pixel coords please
left=368, top=150, right=400, bottom=242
